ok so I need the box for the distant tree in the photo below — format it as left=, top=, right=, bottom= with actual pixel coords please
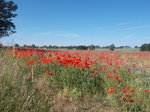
left=135, top=46, right=138, bottom=48
left=109, top=44, right=115, bottom=51
left=119, top=46, right=124, bottom=48
left=31, top=44, right=36, bottom=48
left=14, top=43, right=19, bottom=47
left=95, top=45, right=101, bottom=49
left=124, top=46, right=131, bottom=48
left=76, top=45, right=88, bottom=50
left=48, top=45, right=52, bottom=48
left=0, top=0, right=18, bottom=38
left=88, top=44, right=95, bottom=50
left=53, top=45, right=58, bottom=49
left=104, top=46, right=110, bottom=49
left=67, top=46, right=74, bottom=50
left=148, top=44, right=150, bottom=50
left=140, top=43, right=150, bottom=51
left=0, top=43, right=3, bottom=48
left=23, top=44, right=27, bottom=48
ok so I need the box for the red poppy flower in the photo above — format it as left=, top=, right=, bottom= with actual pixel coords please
left=108, top=88, right=115, bottom=93
left=26, top=60, right=35, bottom=66
left=142, top=90, right=147, bottom=92
left=122, top=90, right=126, bottom=93
left=45, top=70, right=53, bottom=75
left=126, top=93, right=131, bottom=96
left=125, top=87, right=129, bottom=90
left=123, top=97, right=134, bottom=102
left=115, top=84, right=121, bottom=87
left=130, top=89, right=135, bottom=92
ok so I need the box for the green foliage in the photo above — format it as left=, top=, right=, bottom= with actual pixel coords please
left=0, top=0, right=18, bottom=38
left=109, top=44, right=115, bottom=51
left=140, top=43, right=150, bottom=51
left=0, top=51, right=53, bottom=111
left=88, top=44, right=95, bottom=50
left=14, top=43, right=19, bottom=47
left=0, top=51, right=150, bottom=111
left=76, top=45, right=88, bottom=50
left=31, top=44, right=36, bottom=48
left=0, top=43, right=3, bottom=48
left=58, top=66, right=105, bottom=94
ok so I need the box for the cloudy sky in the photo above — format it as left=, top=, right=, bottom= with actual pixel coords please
left=1, top=0, right=150, bottom=47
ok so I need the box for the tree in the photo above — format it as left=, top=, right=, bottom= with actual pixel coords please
left=76, top=45, right=88, bottom=50
left=48, top=45, right=52, bottom=49
left=88, top=44, right=95, bottom=50
left=23, top=44, right=27, bottom=48
left=140, top=43, right=150, bottom=51
left=14, top=43, right=19, bottom=47
left=31, top=44, right=36, bottom=48
left=0, top=43, right=3, bottom=48
left=109, top=44, right=115, bottom=51
left=0, top=0, right=18, bottom=38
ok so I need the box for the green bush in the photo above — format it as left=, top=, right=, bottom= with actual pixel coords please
left=140, top=43, right=150, bottom=51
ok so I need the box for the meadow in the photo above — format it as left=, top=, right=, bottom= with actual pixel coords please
left=0, top=48, right=150, bottom=112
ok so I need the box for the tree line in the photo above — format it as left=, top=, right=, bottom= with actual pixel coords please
left=0, top=43, right=142, bottom=51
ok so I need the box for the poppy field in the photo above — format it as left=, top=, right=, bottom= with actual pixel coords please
left=0, top=49, right=150, bottom=112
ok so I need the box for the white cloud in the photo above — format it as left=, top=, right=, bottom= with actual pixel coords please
left=34, top=32, right=53, bottom=36
left=123, top=35, right=134, bottom=39
left=34, top=31, right=79, bottom=38
left=123, top=25, right=150, bottom=30
left=54, top=33, right=79, bottom=38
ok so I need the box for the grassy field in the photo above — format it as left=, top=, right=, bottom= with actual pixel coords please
left=95, top=48, right=140, bottom=51
left=0, top=49, right=150, bottom=112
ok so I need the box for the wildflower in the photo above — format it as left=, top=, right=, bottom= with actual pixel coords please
left=108, top=88, right=115, bottom=93
left=130, top=89, right=135, bottom=92
left=106, top=75, right=113, bottom=79
left=127, top=69, right=131, bottom=75
left=123, top=97, right=134, bottom=102
left=122, top=90, right=126, bottom=93
left=125, top=87, right=129, bottom=90
left=26, top=60, right=35, bottom=66
left=126, top=98, right=134, bottom=102
left=115, top=84, right=121, bottom=87
left=142, top=90, right=147, bottom=92
left=93, top=72, right=97, bottom=75
left=133, top=64, right=137, bottom=68
left=126, top=93, right=131, bottom=96
left=93, top=68, right=97, bottom=70
left=45, top=70, right=53, bottom=75
left=114, top=76, right=120, bottom=80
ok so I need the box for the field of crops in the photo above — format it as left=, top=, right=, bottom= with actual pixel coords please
left=0, top=49, right=150, bottom=112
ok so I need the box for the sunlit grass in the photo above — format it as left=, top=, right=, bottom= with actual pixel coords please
left=0, top=49, right=150, bottom=111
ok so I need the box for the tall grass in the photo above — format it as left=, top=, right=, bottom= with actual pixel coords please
left=0, top=49, right=150, bottom=112
left=0, top=50, right=54, bottom=111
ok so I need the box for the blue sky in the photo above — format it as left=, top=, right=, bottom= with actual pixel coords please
left=1, top=0, right=150, bottom=47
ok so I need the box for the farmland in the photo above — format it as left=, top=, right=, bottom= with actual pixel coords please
left=0, top=48, right=150, bottom=112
